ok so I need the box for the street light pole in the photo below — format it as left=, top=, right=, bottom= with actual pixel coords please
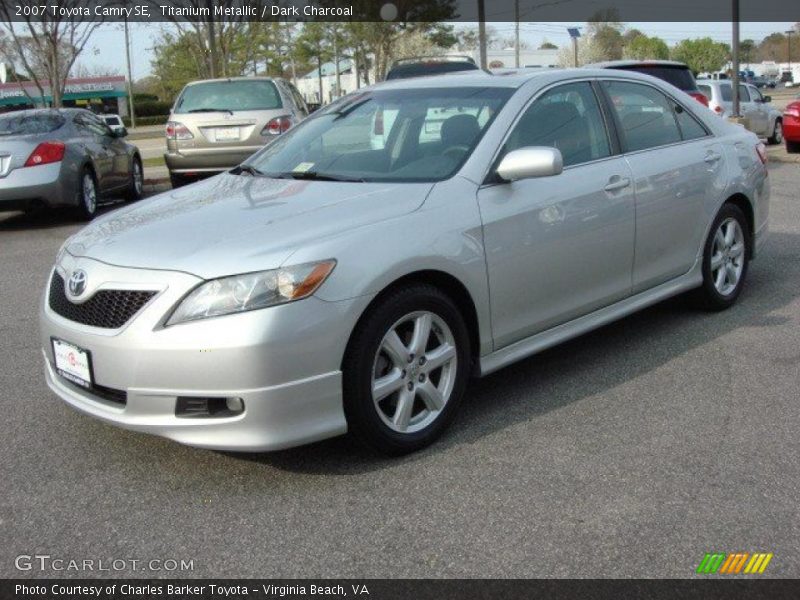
left=786, top=30, right=795, bottom=73
left=567, top=27, right=581, bottom=68
left=477, top=0, right=487, bottom=69
left=124, top=19, right=136, bottom=129
left=731, top=0, right=740, bottom=118
left=514, top=0, right=520, bottom=68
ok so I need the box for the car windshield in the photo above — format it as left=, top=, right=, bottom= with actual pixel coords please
left=244, top=87, right=512, bottom=183
left=0, top=112, right=65, bottom=135
left=174, top=80, right=283, bottom=113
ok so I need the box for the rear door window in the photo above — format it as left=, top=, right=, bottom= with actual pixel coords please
left=602, top=80, right=682, bottom=152
left=0, top=112, right=65, bottom=135
left=174, top=80, right=283, bottom=113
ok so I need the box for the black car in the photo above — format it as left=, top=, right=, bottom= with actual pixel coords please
left=385, top=56, right=480, bottom=80
left=586, top=60, right=710, bottom=107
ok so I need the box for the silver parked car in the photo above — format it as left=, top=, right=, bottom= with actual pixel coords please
left=1, top=109, right=143, bottom=219
left=697, top=79, right=784, bottom=144
left=40, top=69, right=769, bottom=455
left=164, top=77, right=308, bottom=188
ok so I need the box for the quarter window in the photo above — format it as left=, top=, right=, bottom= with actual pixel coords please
left=673, top=103, right=708, bottom=141
left=602, top=81, right=682, bottom=152
left=504, top=81, right=611, bottom=167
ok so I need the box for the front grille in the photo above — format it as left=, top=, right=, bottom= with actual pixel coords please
left=49, top=271, right=157, bottom=329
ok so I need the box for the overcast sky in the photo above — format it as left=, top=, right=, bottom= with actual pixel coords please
left=83, top=21, right=797, bottom=81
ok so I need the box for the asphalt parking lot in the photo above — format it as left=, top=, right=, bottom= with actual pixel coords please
left=1, top=162, right=798, bottom=579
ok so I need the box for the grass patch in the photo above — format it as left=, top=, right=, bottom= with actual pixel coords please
left=142, top=156, right=165, bottom=168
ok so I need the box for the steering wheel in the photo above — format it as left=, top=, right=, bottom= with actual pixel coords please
left=443, top=145, right=470, bottom=160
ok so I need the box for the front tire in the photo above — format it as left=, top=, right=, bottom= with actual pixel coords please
left=75, top=168, right=98, bottom=221
left=169, top=172, right=190, bottom=189
left=693, top=203, right=750, bottom=311
left=342, top=284, right=471, bottom=455
left=768, top=119, right=783, bottom=145
left=787, top=140, right=800, bottom=153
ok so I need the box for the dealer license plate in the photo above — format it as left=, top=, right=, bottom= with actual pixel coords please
left=52, top=338, right=93, bottom=388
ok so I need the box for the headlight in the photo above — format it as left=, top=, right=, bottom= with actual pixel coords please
left=166, top=260, right=336, bottom=326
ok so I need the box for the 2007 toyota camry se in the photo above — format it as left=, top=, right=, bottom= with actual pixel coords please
left=40, top=69, right=769, bottom=455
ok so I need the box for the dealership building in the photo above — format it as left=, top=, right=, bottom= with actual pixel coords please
left=0, top=76, right=130, bottom=115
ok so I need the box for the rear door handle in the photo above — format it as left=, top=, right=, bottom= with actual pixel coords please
left=604, top=176, right=631, bottom=192
left=704, top=152, right=722, bottom=163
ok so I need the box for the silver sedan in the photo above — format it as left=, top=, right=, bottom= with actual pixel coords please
left=39, top=69, right=769, bottom=455
left=0, top=108, right=143, bottom=219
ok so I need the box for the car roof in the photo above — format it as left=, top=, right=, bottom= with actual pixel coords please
left=369, top=67, right=684, bottom=91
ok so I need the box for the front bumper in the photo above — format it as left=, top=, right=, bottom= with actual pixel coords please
left=0, top=162, right=73, bottom=212
left=40, top=255, right=373, bottom=451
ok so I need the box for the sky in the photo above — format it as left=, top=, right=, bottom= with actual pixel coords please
left=81, top=21, right=797, bottom=81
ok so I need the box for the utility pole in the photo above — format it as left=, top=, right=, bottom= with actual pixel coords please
left=124, top=19, right=135, bottom=128
left=514, top=0, right=520, bottom=68
left=477, top=0, right=487, bottom=69
left=731, top=0, right=740, bottom=117
left=333, top=25, right=341, bottom=99
left=786, top=30, right=795, bottom=73
left=567, top=27, right=581, bottom=68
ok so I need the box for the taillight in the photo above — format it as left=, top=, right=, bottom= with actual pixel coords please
left=261, top=116, right=293, bottom=136
left=755, top=142, right=768, bottom=165
left=165, top=121, right=193, bottom=140
left=690, top=92, right=709, bottom=107
left=714, top=105, right=724, bottom=114
left=784, top=107, right=800, bottom=118
left=24, top=141, right=65, bottom=167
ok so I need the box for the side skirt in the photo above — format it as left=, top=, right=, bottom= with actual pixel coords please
left=478, top=261, right=703, bottom=377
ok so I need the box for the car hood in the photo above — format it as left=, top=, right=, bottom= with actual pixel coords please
left=65, top=173, right=432, bottom=279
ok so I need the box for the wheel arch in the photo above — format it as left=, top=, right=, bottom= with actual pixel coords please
left=341, top=269, right=482, bottom=375
left=723, top=192, right=755, bottom=259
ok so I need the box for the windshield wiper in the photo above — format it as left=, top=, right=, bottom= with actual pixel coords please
left=277, top=171, right=365, bottom=182
left=231, top=164, right=266, bottom=177
left=186, top=108, right=234, bottom=115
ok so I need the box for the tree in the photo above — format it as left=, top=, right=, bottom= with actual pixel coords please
left=586, top=10, right=625, bottom=61
left=624, top=34, right=669, bottom=61
left=740, top=39, right=756, bottom=65
left=539, top=40, right=558, bottom=50
left=0, top=1, right=102, bottom=107
left=295, top=23, right=333, bottom=104
left=671, top=38, right=730, bottom=75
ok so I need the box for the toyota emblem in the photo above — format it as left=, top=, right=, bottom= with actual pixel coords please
left=67, top=269, right=87, bottom=297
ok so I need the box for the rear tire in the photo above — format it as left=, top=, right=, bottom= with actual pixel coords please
left=767, top=119, right=783, bottom=145
left=169, top=172, right=189, bottom=189
left=787, top=140, right=800, bottom=153
left=342, top=284, right=471, bottom=456
left=692, top=203, right=750, bottom=311
left=75, top=167, right=98, bottom=221
left=125, top=156, right=143, bottom=202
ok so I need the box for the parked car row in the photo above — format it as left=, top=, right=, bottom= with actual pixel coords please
left=0, top=108, right=142, bottom=220
left=41, top=67, right=769, bottom=455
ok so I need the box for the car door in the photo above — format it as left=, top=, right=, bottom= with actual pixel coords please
left=478, top=80, right=636, bottom=349
left=600, top=79, right=725, bottom=292
left=746, top=85, right=770, bottom=135
left=89, top=112, right=129, bottom=190
left=74, top=112, right=121, bottom=191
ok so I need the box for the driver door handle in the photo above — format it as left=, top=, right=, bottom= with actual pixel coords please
left=604, top=176, right=631, bottom=192
left=705, top=151, right=722, bottom=163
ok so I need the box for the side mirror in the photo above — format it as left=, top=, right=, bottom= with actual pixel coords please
left=762, top=95, right=772, bottom=103
left=111, top=127, right=127, bottom=138
left=496, top=147, right=563, bottom=182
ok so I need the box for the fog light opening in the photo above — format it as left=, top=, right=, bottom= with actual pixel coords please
left=176, top=396, right=245, bottom=418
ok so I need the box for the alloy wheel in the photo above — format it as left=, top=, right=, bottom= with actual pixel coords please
left=83, top=174, right=97, bottom=213
left=710, top=217, right=745, bottom=296
left=133, top=161, right=143, bottom=196
left=371, top=310, right=458, bottom=434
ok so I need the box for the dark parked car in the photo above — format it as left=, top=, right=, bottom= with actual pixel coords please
left=385, top=56, right=480, bottom=80
left=0, top=109, right=142, bottom=220
left=587, top=60, right=710, bottom=107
